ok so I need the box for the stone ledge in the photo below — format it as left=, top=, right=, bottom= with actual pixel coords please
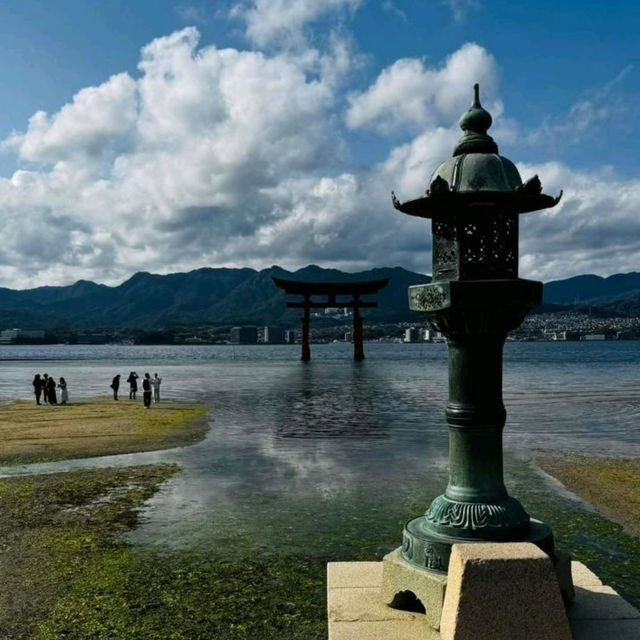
left=328, top=562, right=383, bottom=590
left=327, top=558, right=640, bottom=640
left=329, top=619, right=440, bottom=640
left=569, top=586, right=640, bottom=620
left=439, top=543, right=571, bottom=640
left=329, top=587, right=419, bottom=622
left=570, top=561, right=603, bottom=587
left=570, top=619, right=640, bottom=640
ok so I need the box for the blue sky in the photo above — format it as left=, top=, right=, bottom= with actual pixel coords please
left=0, top=0, right=638, bottom=287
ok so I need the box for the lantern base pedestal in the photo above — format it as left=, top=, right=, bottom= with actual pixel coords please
left=382, top=523, right=574, bottom=632
left=401, top=513, right=556, bottom=576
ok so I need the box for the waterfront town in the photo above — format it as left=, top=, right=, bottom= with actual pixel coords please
left=1, top=309, right=639, bottom=346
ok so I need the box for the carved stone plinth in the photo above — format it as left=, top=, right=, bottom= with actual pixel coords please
left=329, top=555, right=639, bottom=640
left=381, top=548, right=447, bottom=630
left=440, top=543, right=572, bottom=640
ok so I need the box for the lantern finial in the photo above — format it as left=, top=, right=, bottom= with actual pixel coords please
left=473, top=82, right=481, bottom=107
left=454, top=83, right=497, bottom=155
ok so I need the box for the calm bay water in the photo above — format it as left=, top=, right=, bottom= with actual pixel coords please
left=0, top=341, right=638, bottom=555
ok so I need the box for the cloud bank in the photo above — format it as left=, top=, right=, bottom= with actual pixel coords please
left=0, top=13, right=637, bottom=289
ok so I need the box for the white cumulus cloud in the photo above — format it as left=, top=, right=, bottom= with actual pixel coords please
left=345, top=43, right=500, bottom=134
left=0, top=29, right=637, bottom=290
left=5, top=73, right=137, bottom=164
left=231, top=0, right=362, bottom=48
left=0, top=28, right=343, bottom=286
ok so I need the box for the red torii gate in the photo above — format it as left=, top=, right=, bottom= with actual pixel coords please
left=272, top=277, right=390, bottom=361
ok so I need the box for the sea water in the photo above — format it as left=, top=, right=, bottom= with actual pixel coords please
left=0, top=341, right=638, bottom=555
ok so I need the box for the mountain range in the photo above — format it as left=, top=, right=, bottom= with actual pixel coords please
left=0, top=266, right=639, bottom=330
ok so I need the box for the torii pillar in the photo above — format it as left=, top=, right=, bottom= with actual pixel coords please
left=301, top=294, right=311, bottom=362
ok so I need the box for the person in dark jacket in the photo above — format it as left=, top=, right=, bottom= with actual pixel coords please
left=127, top=371, right=139, bottom=400
left=47, top=376, right=58, bottom=405
left=111, top=374, right=121, bottom=400
left=33, top=374, right=43, bottom=405
left=142, top=373, right=152, bottom=408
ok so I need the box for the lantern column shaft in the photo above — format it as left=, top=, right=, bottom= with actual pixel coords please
left=445, top=336, right=508, bottom=503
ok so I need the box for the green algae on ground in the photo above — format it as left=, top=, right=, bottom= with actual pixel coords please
left=35, top=552, right=327, bottom=640
left=0, top=464, right=326, bottom=640
left=0, top=399, right=209, bottom=465
left=538, top=456, right=640, bottom=535
left=0, top=465, right=179, bottom=640
left=2, top=454, right=640, bottom=639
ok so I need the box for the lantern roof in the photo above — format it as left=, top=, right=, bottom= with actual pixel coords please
left=392, top=84, right=562, bottom=219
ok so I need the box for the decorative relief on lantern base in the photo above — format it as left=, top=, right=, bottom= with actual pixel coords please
left=425, top=494, right=530, bottom=536
left=401, top=512, right=555, bottom=575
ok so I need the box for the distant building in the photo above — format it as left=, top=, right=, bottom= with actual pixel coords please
left=552, top=331, right=581, bottom=341
left=0, top=328, right=45, bottom=344
left=284, top=330, right=296, bottom=344
left=423, top=328, right=441, bottom=342
left=344, top=331, right=353, bottom=343
left=261, top=326, right=285, bottom=344
left=0, top=329, right=20, bottom=344
left=230, top=326, right=258, bottom=344
left=581, top=334, right=606, bottom=341
left=404, top=327, right=421, bottom=343
left=323, top=307, right=351, bottom=319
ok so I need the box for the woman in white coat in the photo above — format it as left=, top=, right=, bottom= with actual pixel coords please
left=58, top=377, right=69, bottom=405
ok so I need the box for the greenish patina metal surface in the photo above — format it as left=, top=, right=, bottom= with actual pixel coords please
left=393, top=84, right=563, bottom=573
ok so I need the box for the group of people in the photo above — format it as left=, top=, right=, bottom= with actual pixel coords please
left=110, top=372, right=162, bottom=408
left=32, top=374, right=69, bottom=405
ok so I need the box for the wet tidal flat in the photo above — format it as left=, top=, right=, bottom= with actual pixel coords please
left=0, top=343, right=639, bottom=637
left=1, top=458, right=639, bottom=639
left=0, top=399, right=209, bottom=465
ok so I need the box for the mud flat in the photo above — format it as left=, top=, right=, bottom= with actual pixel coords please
left=0, top=398, right=209, bottom=465
left=538, top=456, right=640, bottom=536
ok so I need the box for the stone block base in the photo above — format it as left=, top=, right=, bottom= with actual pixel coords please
left=440, top=543, right=570, bottom=640
left=381, top=547, right=447, bottom=629
left=327, top=552, right=640, bottom=640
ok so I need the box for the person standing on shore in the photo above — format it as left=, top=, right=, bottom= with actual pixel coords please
left=33, top=374, right=43, bottom=405
left=142, top=373, right=152, bottom=409
left=152, top=373, right=162, bottom=404
left=111, top=374, right=120, bottom=401
left=42, top=374, right=49, bottom=404
left=58, top=377, right=69, bottom=405
left=127, top=371, right=139, bottom=400
left=47, top=376, right=58, bottom=405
